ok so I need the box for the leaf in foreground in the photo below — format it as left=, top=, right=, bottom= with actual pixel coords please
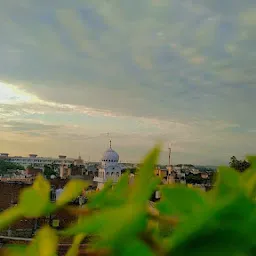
left=87, top=180, right=113, bottom=209
left=27, top=226, right=58, bottom=256
left=18, top=175, right=51, bottom=217
left=130, top=145, right=161, bottom=205
left=62, top=204, right=147, bottom=248
left=66, top=234, right=86, bottom=256
left=165, top=195, right=255, bottom=256
left=118, top=239, right=155, bottom=256
left=247, top=156, right=256, bottom=169
left=0, top=206, right=23, bottom=230
left=157, top=185, right=208, bottom=220
left=2, top=245, right=27, bottom=256
left=211, top=166, right=242, bottom=201
left=56, top=180, right=88, bottom=207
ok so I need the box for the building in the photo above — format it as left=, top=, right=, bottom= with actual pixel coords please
left=93, top=141, right=126, bottom=190
left=59, top=165, right=71, bottom=179
left=73, top=155, right=84, bottom=167
left=0, top=153, right=74, bottom=169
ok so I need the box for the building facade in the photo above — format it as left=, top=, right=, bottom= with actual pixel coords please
left=0, top=153, right=74, bottom=169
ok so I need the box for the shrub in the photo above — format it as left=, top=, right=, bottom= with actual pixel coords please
left=0, top=145, right=256, bottom=255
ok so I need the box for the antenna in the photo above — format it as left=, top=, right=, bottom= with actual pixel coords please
left=168, top=143, right=172, bottom=166
left=107, top=132, right=112, bottom=148
left=167, top=143, right=172, bottom=185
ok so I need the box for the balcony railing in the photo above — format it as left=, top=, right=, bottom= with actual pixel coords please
left=93, top=176, right=119, bottom=183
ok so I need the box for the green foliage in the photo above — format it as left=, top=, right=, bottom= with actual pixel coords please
left=56, top=180, right=88, bottom=207
left=0, top=160, right=24, bottom=174
left=43, top=165, right=57, bottom=179
left=229, top=156, right=251, bottom=172
left=157, top=185, right=208, bottom=220
left=0, top=146, right=256, bottom=256
left=66, top=234, right=86, bottom=256
left=7, top=227, right=58, bottom=256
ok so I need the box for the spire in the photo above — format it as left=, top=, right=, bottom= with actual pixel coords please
left=107, top=132, right=112, bottom=149
left=168, top=143, right=171, bottom=166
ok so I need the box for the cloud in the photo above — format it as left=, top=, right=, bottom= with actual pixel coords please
left=0, top=0, right=255, bottom=164
left=0, top=120, right=59, bottom=133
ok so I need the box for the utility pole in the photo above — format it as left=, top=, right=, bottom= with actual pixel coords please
left=168, top=144, right=172, bottom=184
left=168, top=143, right=171, bottom=167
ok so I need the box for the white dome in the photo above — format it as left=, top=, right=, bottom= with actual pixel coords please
left=101, top=148, right=119, bottom=163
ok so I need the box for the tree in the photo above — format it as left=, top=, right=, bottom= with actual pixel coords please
left=43, top=165, right=56, bottom=179
left=229, top=156, right=250, bottom=172
left=229, top=156, right=238, bottom=169
left=0, top=160, right=24, bottom=174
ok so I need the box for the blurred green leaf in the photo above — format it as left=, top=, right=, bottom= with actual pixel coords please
left=212, top=166, right=242, bottom=200
left=62, top=204, right=147, bottom=248
left=247, top=156, right=256, bottom=169
left=165, top=195, right=255, bottom=256
left=157, top=185, right=208, bottom=220
left=118, top=239, right=154, bottom=256
left=27, top=226, right=58, bottom=256
left=18, top=175, right=52, bottom=217
left=87, top=180, right=113, bottom=209
left=130, top=145, right=161, bottom=205
left=102, top=172, right=130, bottom=208
left=0, top=206, right=23, bottom=230
left=112, top=172, right=130, bottom=195
left=32, top=174, right=50, bottom=198
left=56, top=180, right=88, bottom=207
left=3, top=246, right=27, bottom=256
left=66, top=234, right=85, bottom=256
left=241, top=168, right=256, bottom=198
left=19, top=189, right=51, bottom=217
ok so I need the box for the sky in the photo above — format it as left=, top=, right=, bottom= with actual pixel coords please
left=0, top=0, right=255, bottom=165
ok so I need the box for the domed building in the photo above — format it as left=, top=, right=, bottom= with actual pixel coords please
left=93, top=141, right=125, bottom=190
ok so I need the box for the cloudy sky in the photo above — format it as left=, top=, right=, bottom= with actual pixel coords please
left=0, top=0, right=255, bottom=165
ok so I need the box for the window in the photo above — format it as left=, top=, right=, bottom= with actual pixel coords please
left=111, top=172, right=114, bottom=176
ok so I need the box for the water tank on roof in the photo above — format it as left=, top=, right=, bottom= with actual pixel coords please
left=29, top=154, right=37, bottom=158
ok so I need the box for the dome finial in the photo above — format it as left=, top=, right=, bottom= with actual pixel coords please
left=109, top=139, right=112, bottom=149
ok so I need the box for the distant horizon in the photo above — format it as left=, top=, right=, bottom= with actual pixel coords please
left=1, top=149, right=227, bottom=167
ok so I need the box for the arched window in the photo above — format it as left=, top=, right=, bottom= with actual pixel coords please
left=106, top=172, right=109, bottom=176
left=111, top=172, right=114, bottom=176
left=117, top=172, right=120, bottom=177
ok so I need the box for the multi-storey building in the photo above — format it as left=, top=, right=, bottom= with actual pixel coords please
left=0, top=153, right=74, bottom=169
